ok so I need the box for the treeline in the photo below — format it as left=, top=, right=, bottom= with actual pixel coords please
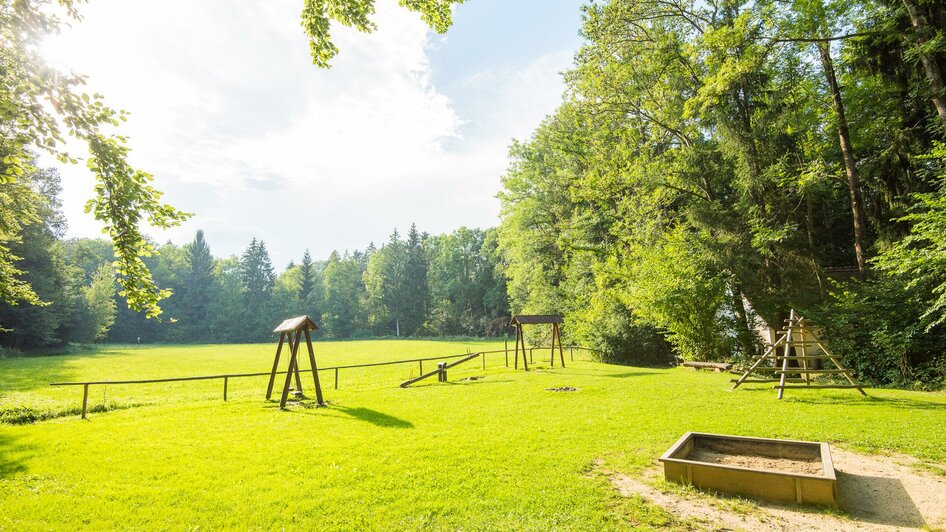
left=497, top=0, right=946, bottom=386
left=0, top=168, right=509, bottom=349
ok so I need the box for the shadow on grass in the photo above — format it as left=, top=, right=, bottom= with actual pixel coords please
left=283, top=403, right=414, bottom=429
left=783, top=394, right=946, bottom=411
left=0, top=431, right=29, bottom=479
left=550, top=369, right=658, bottom=379
left=333, top=406, right=414, bottom=429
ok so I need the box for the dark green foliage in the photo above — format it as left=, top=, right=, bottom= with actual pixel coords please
left=495, top=0, right=946, bottom=384
left=811, top=276, right=946, bottom=388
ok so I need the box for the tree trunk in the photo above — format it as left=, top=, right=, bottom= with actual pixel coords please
left=902, top=0, right=946, bottom=123
left=729, top=281, right=758, bottom=359
left=818, top=42, right=868, bottom=275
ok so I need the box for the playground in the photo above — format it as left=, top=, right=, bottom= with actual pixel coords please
left=1, top=338, right=945, bottom=530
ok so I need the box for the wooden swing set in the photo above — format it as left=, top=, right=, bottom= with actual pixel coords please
left=510, top=314, right=566, bottom=371
left=266, top=315, right=326, bottom=409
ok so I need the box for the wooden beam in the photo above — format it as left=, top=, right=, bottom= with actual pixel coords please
left=279, top=330, right=302, bottom=409
left=265, top=332, right=285, bottom=400
left=81, top=383, right=89, bottom=419
left=304, top=328, right=325, bottom=406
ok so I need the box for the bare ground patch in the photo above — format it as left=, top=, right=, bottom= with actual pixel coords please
left=600, top=449, right=946, bottom=531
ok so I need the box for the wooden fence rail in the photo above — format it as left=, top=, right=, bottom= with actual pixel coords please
left=49, top=345, right=601, bottom=419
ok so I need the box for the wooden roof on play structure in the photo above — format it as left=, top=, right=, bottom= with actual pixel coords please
left=273, top=315, right=319, bottom=333
left=510, top=314, right=563, bottom=325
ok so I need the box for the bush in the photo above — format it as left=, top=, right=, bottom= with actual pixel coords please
left=810, top=274, right=946, bottom=389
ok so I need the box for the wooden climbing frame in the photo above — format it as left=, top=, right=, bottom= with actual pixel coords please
left=731, top=309, right=866, bottom=399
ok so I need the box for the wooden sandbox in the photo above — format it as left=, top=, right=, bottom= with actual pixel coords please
left=659, top=432, right=837, bottom=506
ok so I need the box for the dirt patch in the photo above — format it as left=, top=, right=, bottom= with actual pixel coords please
left=603, top=449, right=946, bottom=531
left=688, top=449, right=823, bottom=476
left=546, top=387, right=578, bottom=392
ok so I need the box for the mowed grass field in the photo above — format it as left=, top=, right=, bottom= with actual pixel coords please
left=1, top=340, right=945, bottom=530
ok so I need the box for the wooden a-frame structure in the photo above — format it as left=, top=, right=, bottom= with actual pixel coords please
left=731, top=309, right=866, bottom=399
left=266, top=315, right=325, bottom=409
left=510, top=314, right=565, bottom=371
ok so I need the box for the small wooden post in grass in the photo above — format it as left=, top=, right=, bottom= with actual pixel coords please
left=482, top=352, right=486, bottom=370
left=437, top=362, right=447, bottom=382
left=334, top=368, right=339, bottom=390
left=268, top=316, right=325, bottom=409
left=223, top=376, right=228, bottom=401
left=81, top=383, right=89, bottom=419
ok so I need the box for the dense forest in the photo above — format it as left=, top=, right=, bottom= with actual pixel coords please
left=496, top=0, right=946, bottom=387
left=0, top=166, right=509, bottom=347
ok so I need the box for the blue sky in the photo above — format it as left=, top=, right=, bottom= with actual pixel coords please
left=41, top=0, right=587, bottom=267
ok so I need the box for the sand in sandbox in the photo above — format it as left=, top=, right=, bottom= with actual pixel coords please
left=687, top=440, right=824, bottom=475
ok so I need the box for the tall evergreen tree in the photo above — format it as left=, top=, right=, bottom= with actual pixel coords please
left=178, top=230, right=216, bottom=341
left=299, top=249, right=315, bottom=306
left=401, top=224, right=428, bottom=336
left=238, top=238, right=276, bottom=340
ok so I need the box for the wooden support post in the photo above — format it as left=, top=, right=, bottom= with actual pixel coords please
left=304, top=329, right=325, bottom=406
left=265, top=332, right=286, bottom=400
left=520, top=325, right=529, bottom=371
left=550, top=323, right=556, bottom=367
left=279, top=330, right=303, bottom=409
left=437, top=362, right=447, bottom=382
left=81, top=384, right=89, bottom=419
left=334, top=368, right=339, bottom=390
left=799, top=323, right=810, bottom=386
left=223, top=376, right=228, bottom=401
left=552, top=323, right=565, bottom=368
left=288, top=332, right=303, bottom=394
left=513, top=326, right=520, bottom=369
left=481, top=352, right=485, bottom=370
left=777, top=312, right=795, bottom=400
left=419, top=360, right=423, bottom=376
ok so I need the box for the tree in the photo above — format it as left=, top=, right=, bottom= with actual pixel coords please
left=177, top=231, right=217, bottom=341
left=401, top=224, right=428, bottom=335
left=80, top=263, right=117, bottom=342
left=322, top=251, right=366, bottom=338
left=238, top=238, right=276, bottom=340
left=301, top=0, right=465, bottom=67
left=0, top=166, right=76, bottom=347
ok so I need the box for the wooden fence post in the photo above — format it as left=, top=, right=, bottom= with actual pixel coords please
left=419, top=360, right=423, bottom=376
left=481, top=352, right=485, bottom=370
left=223, top=376, right=228, bottom=401
left=81, top=384, right=89, bottom=419
left=334, top=368, right=339, bottom=390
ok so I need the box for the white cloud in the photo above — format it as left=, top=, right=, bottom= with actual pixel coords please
left=39, top=0, right=573, bottom=266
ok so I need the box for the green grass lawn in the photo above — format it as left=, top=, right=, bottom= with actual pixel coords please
left=1, top=340, right=945, bottom=530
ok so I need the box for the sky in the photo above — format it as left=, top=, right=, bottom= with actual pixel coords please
left=40, top=0, right=587, bottom=267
